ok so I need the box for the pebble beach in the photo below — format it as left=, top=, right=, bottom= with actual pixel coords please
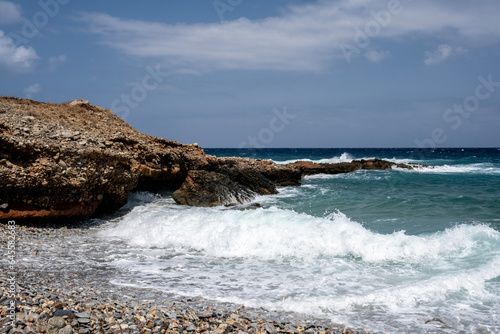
left=1, top=223, right=371, bottom=334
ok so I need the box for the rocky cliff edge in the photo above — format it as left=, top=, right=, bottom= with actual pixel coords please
left=0, top=97, right=419, bottom=221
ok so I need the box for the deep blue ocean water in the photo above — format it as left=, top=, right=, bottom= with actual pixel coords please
left=34, top=148, right=500, bottom=333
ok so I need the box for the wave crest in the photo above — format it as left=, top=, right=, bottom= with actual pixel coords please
left=100, top=205, right=499, bottom=264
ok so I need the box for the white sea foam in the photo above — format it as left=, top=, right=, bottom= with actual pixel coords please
left=273, top=152, right=424, bottom=166
left=395, top=163, right=500, bottom=174
left=100, top=205, right=499, bottom=263
left=98, top=201, right=500, bottom=333
left=303, top=170, right=386, bottom=180
left=273, top=152, right=355, bottom=164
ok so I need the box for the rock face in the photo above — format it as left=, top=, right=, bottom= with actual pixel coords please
left=0, top=97, right=421, bottom=221
left=172, top=170, right=256, bottom=207
left=171, top=158, right=303, bottom=206
left=0, top=97, right=204, bottom=220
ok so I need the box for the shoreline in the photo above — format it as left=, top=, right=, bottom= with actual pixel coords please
left=1, top=223, right=373, bottom=334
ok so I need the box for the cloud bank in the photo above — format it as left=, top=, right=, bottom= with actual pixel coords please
left=73, top=0, right=500, bottom=72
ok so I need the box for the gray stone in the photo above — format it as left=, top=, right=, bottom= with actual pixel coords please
left=61, top=131, right=73, bottom=139
left=53, top=309, right=72, bottom=317
left=186, top=326, right=196, bottom=332
left=77, top=317, right=90, bottom=324
left=197, top=310, right=214, bottom=319
left=48, top=317, right=66, bottom=329
left=82, top=300, right=99, bottom=309
left=59, top=325, right=73, bottom=334
left=75, top=312, right=90, bottom=318
left=69, top=99, right=89, bottom=107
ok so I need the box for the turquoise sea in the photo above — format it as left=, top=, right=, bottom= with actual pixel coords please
left=35, top=148, right=500, bottom=333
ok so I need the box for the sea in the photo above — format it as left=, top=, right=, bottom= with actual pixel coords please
left=34, top=148, right=500, bottom=333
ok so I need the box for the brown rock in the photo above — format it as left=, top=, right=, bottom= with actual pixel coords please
left=0, top=96, right=204, bottom=220
left=0, top=96, right=423, bottom=220
left=290, top=158, right=421, bottom=175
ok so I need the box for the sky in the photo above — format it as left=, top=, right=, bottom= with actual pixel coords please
left=0, top=0, right=499, bottom=148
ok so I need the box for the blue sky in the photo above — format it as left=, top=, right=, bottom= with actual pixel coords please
left=0, top=0, right=499, bottom=148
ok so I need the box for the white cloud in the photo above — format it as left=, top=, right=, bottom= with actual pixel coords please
left=0, top=30, right=38, bottom=72
left=423, top=44, right=466, bottom=65
left=24, top=83, right=41, bottom=98
left=424, top=44, right=453, bottom=65
left=49, top=54, right=67, bottom=70
left=0, top=1, right=22, bottom=25
left=76, top=0, right=500, bottom=72
left=365, top=50, right=391, bottom=63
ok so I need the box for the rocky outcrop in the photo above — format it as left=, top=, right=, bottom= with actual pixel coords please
left=291, top=159, right=419, bottom=175
left=0, top=97, right=422, bottom=221
left=0, top=97, right=205, bottom=220
left=171, top=158, right=303, bottom=206
left=172, top=170, right=256, bottom=207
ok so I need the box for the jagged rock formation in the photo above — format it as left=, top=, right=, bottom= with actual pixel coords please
left=0, top=97, right=421, bottom=220
left=171, top=158, right=303, bottom=207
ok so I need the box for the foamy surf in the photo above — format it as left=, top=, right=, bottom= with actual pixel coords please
left=394, top=163, right=500, bottom=174
left=273, top=152, right=355, bottom=164
left=100, top=204, right=499, bottom=262
left=272, top=152, right=425, bottom=166
left=97, top=200, right=500, bottom=333
left=90, top=148, right=500, bottom=333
